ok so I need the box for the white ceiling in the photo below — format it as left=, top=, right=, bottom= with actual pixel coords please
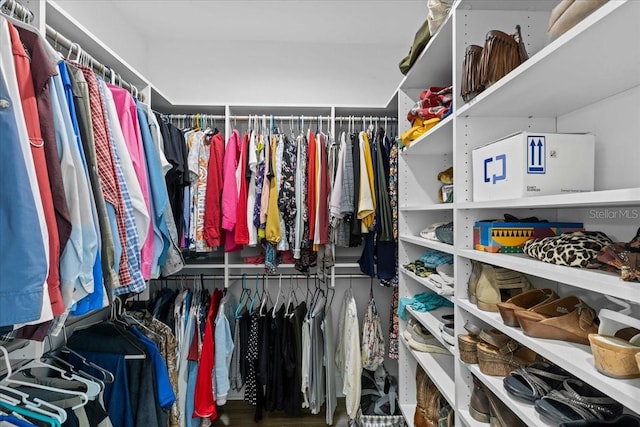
left=52, top=0, right=429, bottom=107
left=110, top=0, right=427, bottom=45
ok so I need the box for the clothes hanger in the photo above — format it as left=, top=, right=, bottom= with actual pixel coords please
left=0, top=347, right=88, bottom=411
left=0, top=386, right=67, bottom=426
left=259, top=275, right=271, bottom=317
left=58, top=327, right=114, bottom=384
left=0, top=347, right=67, bottom=424
left=272, top=275, right=283, bottom=318
left=13, top=357, right=101, bottom=400
left=248, top=274, right=260, bottom=316
left=235, top=274, right=250, bottom=319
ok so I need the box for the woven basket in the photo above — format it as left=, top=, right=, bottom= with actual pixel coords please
left=458, top=334, right=480, bottom=364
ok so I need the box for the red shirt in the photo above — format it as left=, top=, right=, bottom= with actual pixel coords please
left=203, top=132, right=225, bottom=247
left=317, top=133, right=329, bottom=244
left=9, top=22, right=64, bottom=316
left=194, top=288, right=223, bottom=420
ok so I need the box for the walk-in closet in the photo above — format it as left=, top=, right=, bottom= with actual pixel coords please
left=1, top=1, right=639, bottom=427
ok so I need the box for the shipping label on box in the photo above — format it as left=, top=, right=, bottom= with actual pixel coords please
left=472, top=132, right=595, bottom=201
left=474, top=221, right=584, bottom=253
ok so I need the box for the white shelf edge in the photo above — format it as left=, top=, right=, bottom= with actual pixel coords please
left=401, top=337, right=456, bottom=408
left=457, top=298, right=640, bottom=413
left=458, top=408, right=490, bottom=427
left=399, top=115, right=454, bottom=156
left=457, top=249, right=640, bottom=304
left=456, top=188, right=640, bottom=209
left=400, top=267, right=454, bottom=301
left=406, top=306, right=455, bottom=353
left=400, top=235, right=455, bottom=254
left=400, top=403, right=416, bottom=427
left=466, top=364, right=554, bottom=427
left=399, top=204, right=455, bottom=211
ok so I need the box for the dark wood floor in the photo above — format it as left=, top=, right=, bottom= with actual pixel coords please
left=212, top=398, right=351, bottom=426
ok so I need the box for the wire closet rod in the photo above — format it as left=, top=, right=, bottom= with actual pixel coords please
left=0, top=0, right=33, bottom=22
left=44, top=25, right=146, bottom=102
left=228, top=115, right=397, bottom=122
left=161, top=274, right=376, bottom=280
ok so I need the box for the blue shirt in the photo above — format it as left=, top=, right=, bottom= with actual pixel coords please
left=137, top=102, right=171, bottom=275
left=131, top=326, right=177, bottom=409
left=0, top=71, right=47, bottom=326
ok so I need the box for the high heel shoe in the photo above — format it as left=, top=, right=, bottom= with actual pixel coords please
left=588, top=309, right=640, bottom=379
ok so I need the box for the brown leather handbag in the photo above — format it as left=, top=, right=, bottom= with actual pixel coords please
left=460, top=44, right=484, bottom=102
left=479, top=25, right=529, bottom=88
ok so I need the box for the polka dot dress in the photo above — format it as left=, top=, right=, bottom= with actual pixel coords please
left=244, top=312, right=259, bottom=405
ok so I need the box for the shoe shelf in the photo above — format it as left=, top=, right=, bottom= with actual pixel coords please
left=399, top=404, right=416, bottom=427
left=400, top=235, right=455, bottom=254
left=457, top=407, right=489, bottom=427
left=455, top=1, right=637, bottom=119
left=457, top=298, right=640, bottom=414
left=399, top=115, right=454, bottom=156
left=401, top=336, right=456, bottom=408
left=406, top=306, right=456, bottom=353
left=465, top=364, right=553, bottom=427
left=456, top=187, right=640, bottom=210
left=457, top=249, right=640, bottom=305
left=399, top=203, right=454, bottom=212
left=399, top=266, right=454, bottom=301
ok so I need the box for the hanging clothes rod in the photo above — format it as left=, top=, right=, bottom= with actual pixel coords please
left=158, top=274, right=376, bottom=280
left=164, top=114, right=226, bottom=120
left=44, top=25, right=146, bottom=102
left=335, top=116, right=397, bottom=122
left=0, top=0, right=33, bottom=23
left=228, top=115, right=397, bottom=122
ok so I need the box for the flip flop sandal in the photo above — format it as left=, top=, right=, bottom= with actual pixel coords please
left=534, top=379, right=623, bottom=425
left=503, top=362, right=572, bottom=403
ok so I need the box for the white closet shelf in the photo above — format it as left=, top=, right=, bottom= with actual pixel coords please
left=456, top=188, right=640, bottom=210
left=457, top=249, right=640, bottom=304
left=456, top=1, right=638, bottom=118
left=399, top=204, right=454, bottom=212
left=400, top=235, right=455, bottom=254
left=400, top=337, right=456, bottom=408
left=397, top=13, right=453, bottom=92
left=465, top=364, right=554, bottom=427
left=458, top=408, right=491, bottom=427
left=406, top=306, right=455, bottom=353
left=399, top=267, right=454, bottom=300
left=399, top=116, right=454, bottom=156
left=400, top=404, right=416, bottom=427
left=457, top=298, right=640, bottom=413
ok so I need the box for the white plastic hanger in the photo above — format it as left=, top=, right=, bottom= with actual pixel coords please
left=272, top=275, right=282, bottom=318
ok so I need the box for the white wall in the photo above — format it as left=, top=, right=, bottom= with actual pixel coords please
left=53, top=0, right=149, bottom=76
left=145, top=39, right=405, bottom=107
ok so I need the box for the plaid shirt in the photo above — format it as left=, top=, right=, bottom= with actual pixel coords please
left=98, top=79, right=146, bottom=295
left=76, top=64, right=132, bottom=286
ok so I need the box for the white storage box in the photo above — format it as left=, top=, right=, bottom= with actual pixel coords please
left=472, top=132, right=595, bottom=201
